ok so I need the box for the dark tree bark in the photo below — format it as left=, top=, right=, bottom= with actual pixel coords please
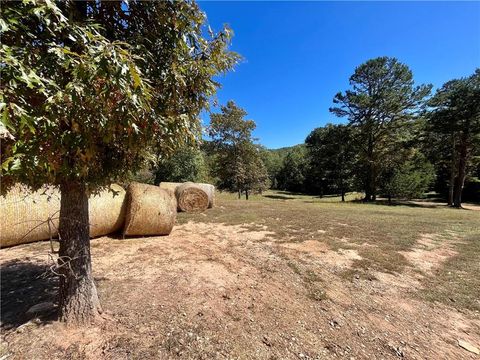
left=448, top=170, right=455, bottom=206
left=341, top=189, right=345, bottom=202
left=448, top=135, right=457, bottom=206
left=238, top=189, right=241, bottom=199
left=453, top=137, right=468, bottom=208
left=58, top=182, right=101, bottom=324
left=364, top=133, right=378, bottom=202
left=245, top=189, right=249, bottom=200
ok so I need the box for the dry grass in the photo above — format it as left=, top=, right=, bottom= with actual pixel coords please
left=179, top=190, right=480, bottom=310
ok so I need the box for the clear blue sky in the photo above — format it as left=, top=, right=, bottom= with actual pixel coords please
left=199, top=1, right=480, bottom=149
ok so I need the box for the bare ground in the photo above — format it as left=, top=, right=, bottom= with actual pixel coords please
left=1, top=218, right=479, bottom=359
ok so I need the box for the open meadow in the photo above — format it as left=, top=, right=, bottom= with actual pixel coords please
left=1, top=191, right=479, bottom=359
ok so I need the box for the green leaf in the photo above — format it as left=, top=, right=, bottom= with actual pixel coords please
left=2, top=157, right=15, bottom=171
left=129, top=64, right=141, bottom=89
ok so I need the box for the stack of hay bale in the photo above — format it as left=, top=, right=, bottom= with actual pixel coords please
left=0, top=181, right=215, bottom=248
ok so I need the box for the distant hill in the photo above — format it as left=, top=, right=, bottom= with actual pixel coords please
left=268, top=144, right=304, bottom=156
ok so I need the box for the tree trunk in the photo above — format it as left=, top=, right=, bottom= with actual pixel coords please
left=341, top=189, right=345, bottom=202
left=238, top=189, right=241, bottom=199
left=453, top=139, right=468, bottom=208
left=245, top=190, right=249, bottom=200
left=364, top=135, right=376, bottom=202
left=364, top=187, right=372, bottom=202
left=370, top=163, right=377, bottom=201
left=448, top=135, right=456, bottom=206
left=58, top=182, right=101, bottom=324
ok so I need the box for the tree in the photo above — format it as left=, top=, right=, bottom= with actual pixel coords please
left=208, top=101, right=268, bottom=198
left=277, top=146, right=308, bottom=193
left=381, top=152, right=435, bottom=201
left=152, top=145, right=208, bottom=185
left=330, top=57, right=431, bottom=201
left=427, top=70, right=480, bottom=208
left=1, top=0, right=238, bottom=324
left=305, top=124, right=355, bottom=201
left=241, top=143, right=270, bottom=199
left=259, top=146, right=283, bottom=189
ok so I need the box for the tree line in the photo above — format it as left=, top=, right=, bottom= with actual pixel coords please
left=267, top=58, right=480, bottom=207
left=151, top=57, right=479, bottom=207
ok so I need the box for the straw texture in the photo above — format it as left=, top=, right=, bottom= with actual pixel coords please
left=159, top=182, right=181, bottom=193
left=175, top=182, right=209, bottom=212
left=1, top=184, right=127, bottom=248
left=0, top=185, right=60, bottom=248
left=193, top=183, right=215, bottom=208
left=88, top=184, right=127, bottom=238
left=160, top=182, right=215, bottom=210
left=123, top=182, right=177, bottom=236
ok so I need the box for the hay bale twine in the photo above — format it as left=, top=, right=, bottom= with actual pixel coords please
left=0, top=185, right=60, bottom=248
left=89, top=184, right=127, bottom=238
left=193, top=183, right=215, bottom=208
left=123, top=182, right=176, bottom=236
left=175, top=182, right=209, bottom=212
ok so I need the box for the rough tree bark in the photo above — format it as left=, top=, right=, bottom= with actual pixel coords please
left=58, top=182, right=101, bottom=324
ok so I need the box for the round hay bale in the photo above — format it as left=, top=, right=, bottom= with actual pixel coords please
left=123, top=182, right=177, bottom=236
left=193, top=183, right=215, bottom=208
left=88, top=184, right=127, bottom=238
left=175, top=182, right=209, bottom=212
left=0, top=185, right=60, bottom=248
left=159, top=182, right=182, bottom=193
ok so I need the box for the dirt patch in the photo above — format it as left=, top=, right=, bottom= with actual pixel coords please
left=401, top=234, right=458, bottom=274
left=280, top=240, right=362, bottom=269
left=1, top=222, right=479, bottom=359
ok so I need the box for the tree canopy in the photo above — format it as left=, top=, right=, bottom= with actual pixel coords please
left=427, top=69, right=480, bottom=207
left=305, top=124, right=355, bottom=201
left=0, top=0, right=239, bottom=323
left=330, top=57, right=431, bottom=201
left=208, top=101, right=268, bottom=198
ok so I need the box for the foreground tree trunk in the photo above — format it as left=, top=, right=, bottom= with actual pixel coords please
left=58, top=182, right=101, bottom=324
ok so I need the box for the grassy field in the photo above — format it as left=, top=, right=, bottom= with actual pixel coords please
left=179, top=190, right=480, bottom=312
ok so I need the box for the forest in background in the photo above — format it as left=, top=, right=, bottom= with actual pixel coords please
left=141, top=57, right=480, bottom=207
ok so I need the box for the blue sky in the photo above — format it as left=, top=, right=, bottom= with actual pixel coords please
left=199, top=1, right=480, bottom=149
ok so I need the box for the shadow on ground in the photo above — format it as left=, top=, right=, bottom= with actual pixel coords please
left=263, top=194, right=296, bottom=200
left=1, top=260, right=58, bottom=330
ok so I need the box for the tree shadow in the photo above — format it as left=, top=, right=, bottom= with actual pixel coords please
left=349, top=199, right=447, bottom=209
left=274, top=190, right=306, bottom=196
left=1, top=260, right=58, bottom=330
left=263, top=194, right=296, bottom=200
